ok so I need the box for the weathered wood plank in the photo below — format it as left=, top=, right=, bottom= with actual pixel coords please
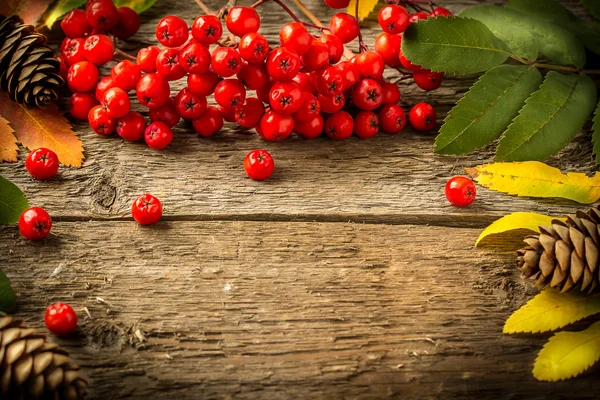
left=1, top=220, right=596, bottom=399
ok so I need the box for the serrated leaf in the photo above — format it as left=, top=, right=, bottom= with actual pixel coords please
left=0, top=176, right=28, bottom=225
left=347, top=0, right=378, bottom=22
left=466, top=161, right=600, bottom=204
left=460, top=5, right=586, bottom=67
left=41, top=0, right=87, bottom=29
left=0, top=94, right=84, bottom=167
left=504, top=290, right=600, bottom=334
left=593, top=101, right=600, bottom=164
left=475, top=212, right=562, bottom=247
left=435, top=65, right=542, bottom=155
left=460, top=6, right=539, bottom=60
left=581, top=0, right=600, bottom=20
left=114, top=0, right=157, bottom=13
left=0, top=116, right=18, bottom=163
left=534, top=320, right=600, bottom=381
left=0, top=0, right=54, bottom=25
left=496, top=72, right=597, bottom=162
left=0, top=270, right=15, bottom=313
left=401, top=17, right=510, bottom=74
left=507, top=0, right=600, bottom=56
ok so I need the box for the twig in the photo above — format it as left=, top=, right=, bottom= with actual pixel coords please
left=194, top=0, right=212, bottom=14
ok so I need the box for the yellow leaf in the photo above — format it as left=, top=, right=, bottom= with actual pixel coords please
left=466, top=161, right=600, bottom=204
left=504, top=289, right=600, bottom=334
left=476, top=212, right=564, bottom=247
left=0, top=116, right=18, bottom=163
left=41, top=0, right=86, bottom=29
left=347, top=0, right=379, bottom=21
left=534, top=320, right=600, bottom=381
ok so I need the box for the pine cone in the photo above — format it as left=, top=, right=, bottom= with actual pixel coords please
left=517, top=206, right=600, bottom=295
left=0, top=314, right=87, bottom=399
left=0, top=15, right=64, bottom=108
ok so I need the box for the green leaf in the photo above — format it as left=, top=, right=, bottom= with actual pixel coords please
left=593, top=101, right=600, bottom=164
left=0, top=176, right=28, bottom=225
left=496, top=72, right=597, bottom=162
left=460, top=6, right=539, bottom=60
left=0, top=270, right=15, bottom=313
left=41, top=0, right=86, bottom=28
left=504, top=290, right=600, bottom=334
left=507, top=0, right=600, bottom=56
left=581, top=0, right=600, bottom=20
left=460, top=5, right=586, bottom=67
left=435, top=65, right=542, bottom=155
left=401, top=16, right=510, bottom=74
left=534, top=320, right=600, bottom=381
left=475, top=212, right=561, bottom=247
left=114, top=0, right=156, bottom=13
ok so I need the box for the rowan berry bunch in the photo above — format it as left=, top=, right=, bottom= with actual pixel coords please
left=55, top=0, right=450, bottom=149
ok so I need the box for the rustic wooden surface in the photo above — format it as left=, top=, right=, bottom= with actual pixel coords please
left=0, top=0, right=598, bottom=398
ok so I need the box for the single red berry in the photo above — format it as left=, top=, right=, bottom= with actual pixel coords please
left=192, top=106, right=223, bottom=136
left=174, top=88, right=207, bottom=119
left=318, top=92, right=345, bottom=114
left=409, top=102, right=437, bottom=131
left=137, top=46, right=160, bottom=73
left=379, top=104, right=407, bottom=134
left=226, top=7, right=260, bottom=37
left=329, top=13, right=359, bottom=44
left=156, top=48, right=187, bottom=81
left=244, top=150, right=274, bottom=181
left=116, top=111, right=146, bottom=141
left=413, top=69, right=444, bottom=91
left=214, top=79, right=246, bottom=109
left=19, top=207, right=52, bottom=240
left=336, top=61, right=360, bottom=87
left=179, top=42, right=211, bottom=74
left=25, top=148, right=59, bottom=180
left=113, top=7, right=140, bottom=40
left=324, top=0, right=350, bottom=9
left=63, top=38, right=87, bottom=65
left=316, top=33, right=344, bottom=64
left=86, top=0, right=118, bottom=30
left=192, top=15, right=223, bottom=44
left=399, top=51, right=421, bottom=72
left=136, top=73, right=171, bottom=108
left=238, top=32, right=270, bottom=64
left=234, top=97, right=265, bottom=128
left=237, top=61, right=269, bottom=89
left=88, top=105, right=116, bottom=135
left=219, top=105, right=236, bottom=122
left=211, top=47, right=242, bottom=78
left=431, top=7, right=453, bottom=17
left=293, top=92, right=320, bottom=122
left=409, top=11, right=430, bottom=23
left=45, top=303, right=78, bottom=335
left=292, top=72, right=316, bottom=95
left=294, top=115, right=324, bottom=139
left=381, top=82, right=401, bottom=104
left=67, top=61, right=99, bottom=92
left=144, top=121, right=173, bottom=150
left=378, top=5, right=410, bottom=34
left=61, top=9, right=92, bottom=38
left=266, top=47, right=301, bottom=82
left=69, top=92, right=99, bottom=120
left=315, top=66, right=345, bottom=96
left=325, top=111, right=353, bottom=140
left=279, top=22, right=312, bottom=56
left=354, top=111, right=379, bottom=139
left=102, top=87, right=131, bottom=118
left=83, top=34, right=114, bottom=65
left=269, top=81, right=303, bottom=115
left=351, top=78, right=383, bottom=111
left=354, top=51, right=385, bottom=80
left=188, top=70, right=221, bottom=96
left=155, top=15, right=189, bottom=48
left=445, top=176, right=476, bottom=207
left=301, top=40, right=330, bottom=72
left=132, top=193, right=163, bottom=225
left=375, top=32, right=401, bottom=67
left=259, top=110, right=294, bottom=141
left=149, top=98, right=180, bottom=128
left=111, top=60, right=141, bottom=91
left=95, top=75, right=114, bottom=101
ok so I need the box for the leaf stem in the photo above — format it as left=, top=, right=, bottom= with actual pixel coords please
left=510, top=55, right=600, bottom=76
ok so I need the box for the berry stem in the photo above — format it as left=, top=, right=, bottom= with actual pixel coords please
left=302, top=22, right=330, bottom=31
left=354, top=0, right=369, bottom=52
left=114, top=47, right=137, bottom=62
left=194, top=0, right=212, bottom=15
left=273, top=0, right=301, bottom=22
